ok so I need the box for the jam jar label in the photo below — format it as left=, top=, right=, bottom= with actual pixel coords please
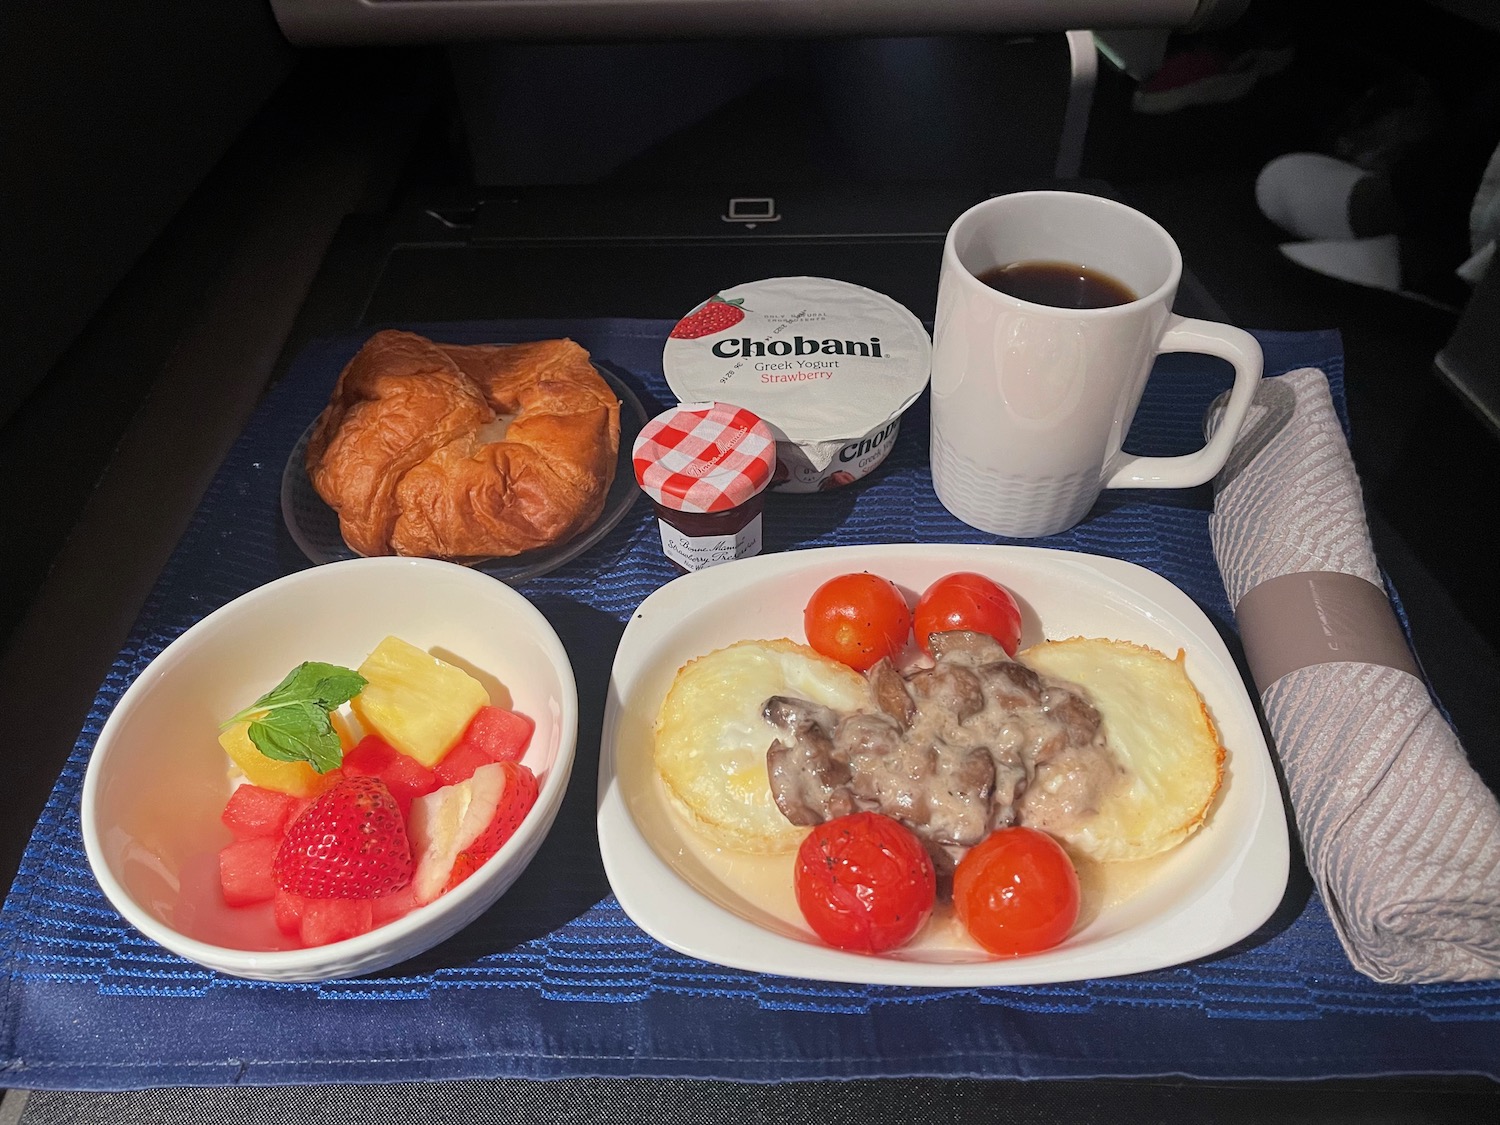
left=658, top=513, right=764, bottom=571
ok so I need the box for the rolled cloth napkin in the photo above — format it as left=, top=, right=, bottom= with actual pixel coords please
left=1208, top=366, right=1500, bottom=983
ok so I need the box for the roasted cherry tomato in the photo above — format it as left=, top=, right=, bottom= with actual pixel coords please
left=794, top=812, right=937, bottom=954
left=912, top=572, right=1023, bottom=657
left=803, top=572, right=913, bottom=672
left=953, top=826, right=1080, bottom=957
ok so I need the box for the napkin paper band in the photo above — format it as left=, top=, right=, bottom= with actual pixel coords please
left=1237, top=570, right=1419, bottom=694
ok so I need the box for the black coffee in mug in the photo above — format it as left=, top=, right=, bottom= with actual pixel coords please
left=976, top=259, right=1137, bottom=309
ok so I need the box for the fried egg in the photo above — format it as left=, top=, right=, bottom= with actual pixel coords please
left=1019, top=637, right=1225, bottom=862
left=654, top=638, right=874, bottom=853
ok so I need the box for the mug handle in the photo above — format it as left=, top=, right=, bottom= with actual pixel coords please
left=1102, top=315, right=1263, bottom=489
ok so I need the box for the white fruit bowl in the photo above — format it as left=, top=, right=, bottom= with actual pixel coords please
left=80, top=557, right=578, bottom=982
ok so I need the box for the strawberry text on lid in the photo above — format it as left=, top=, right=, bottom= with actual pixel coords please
left=632, top=402, right=777, bottom=514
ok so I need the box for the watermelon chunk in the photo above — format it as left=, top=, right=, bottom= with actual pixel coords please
left=218, top=836, right=280, bottom=907
left=299, top=898, right=374, bottom=946
left=343, top=735, right=438, bottom=814
left=371, top=883, right=417, bottom=926
left=273, top=887, right=306, bottom=936
left=456, top=706, right=535, bottom=764
left=221, top=784, right=299, bottom=840
left=432, top=739, right=495, bottom=788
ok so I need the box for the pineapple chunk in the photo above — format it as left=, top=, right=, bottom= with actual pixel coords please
left=219, top=721, right=326, bottom=798
left=351, top=636, right=489, bottom=767
left=330, top=709, right=361, bottom=751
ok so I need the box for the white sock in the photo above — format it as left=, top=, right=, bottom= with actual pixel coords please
left=1256, top=153, right=1374, bottom=241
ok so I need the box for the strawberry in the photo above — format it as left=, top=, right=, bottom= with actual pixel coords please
left=273, top=775, right=413, bottom=899
left=408, top=760, right=541, bottom=904
left=669, top=295, right=746, bottom=339
left=443, top=761, right=540, bottom=894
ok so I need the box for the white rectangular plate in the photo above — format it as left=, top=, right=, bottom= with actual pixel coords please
left=596, top=544, right=1289, bottom=986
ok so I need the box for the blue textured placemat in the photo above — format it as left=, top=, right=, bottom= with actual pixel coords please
left=3, top=319, right=1497, bottom=1091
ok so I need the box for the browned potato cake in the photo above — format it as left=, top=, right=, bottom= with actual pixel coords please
left=1019, top=637, right=1225, bottom=862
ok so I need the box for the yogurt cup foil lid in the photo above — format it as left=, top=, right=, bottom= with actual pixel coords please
left=663, top=277, right=931, bottom=490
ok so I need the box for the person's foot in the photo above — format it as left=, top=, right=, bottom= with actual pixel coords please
left=1255, top=153, right=1403, bottom=241
left=1279, top=235, right=1403, bottom=291
left=1278, top=234, right=1466, bottom=311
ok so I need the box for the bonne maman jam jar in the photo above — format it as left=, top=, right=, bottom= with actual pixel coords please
left=631, top=402, right=778, bottom=573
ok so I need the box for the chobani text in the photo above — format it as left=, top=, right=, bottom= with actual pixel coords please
left=840, top=417, right=899, bottom=463
left=711, top=336, right=885, bottom=358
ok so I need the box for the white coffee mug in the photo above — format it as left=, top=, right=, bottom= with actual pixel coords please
left=929, top=190, right=1262, bottom=538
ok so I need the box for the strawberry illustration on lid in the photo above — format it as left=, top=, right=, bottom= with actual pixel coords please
left=669, top=295, right=747, bottom=339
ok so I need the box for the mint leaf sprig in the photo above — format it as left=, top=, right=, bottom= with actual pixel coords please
left=221, top=661, right=366, bottom=773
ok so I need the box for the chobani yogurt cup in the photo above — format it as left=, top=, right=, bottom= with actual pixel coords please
left=662, top=277, right=931, bottom=492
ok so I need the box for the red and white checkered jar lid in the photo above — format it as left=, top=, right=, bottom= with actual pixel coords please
left=632, top=401, right=778, bottom=514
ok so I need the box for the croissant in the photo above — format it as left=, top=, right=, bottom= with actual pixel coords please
left=305, top=329, right=621, bottom=559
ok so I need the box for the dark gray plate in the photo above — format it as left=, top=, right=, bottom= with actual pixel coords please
left=281, top=366, right=647, bottom=582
